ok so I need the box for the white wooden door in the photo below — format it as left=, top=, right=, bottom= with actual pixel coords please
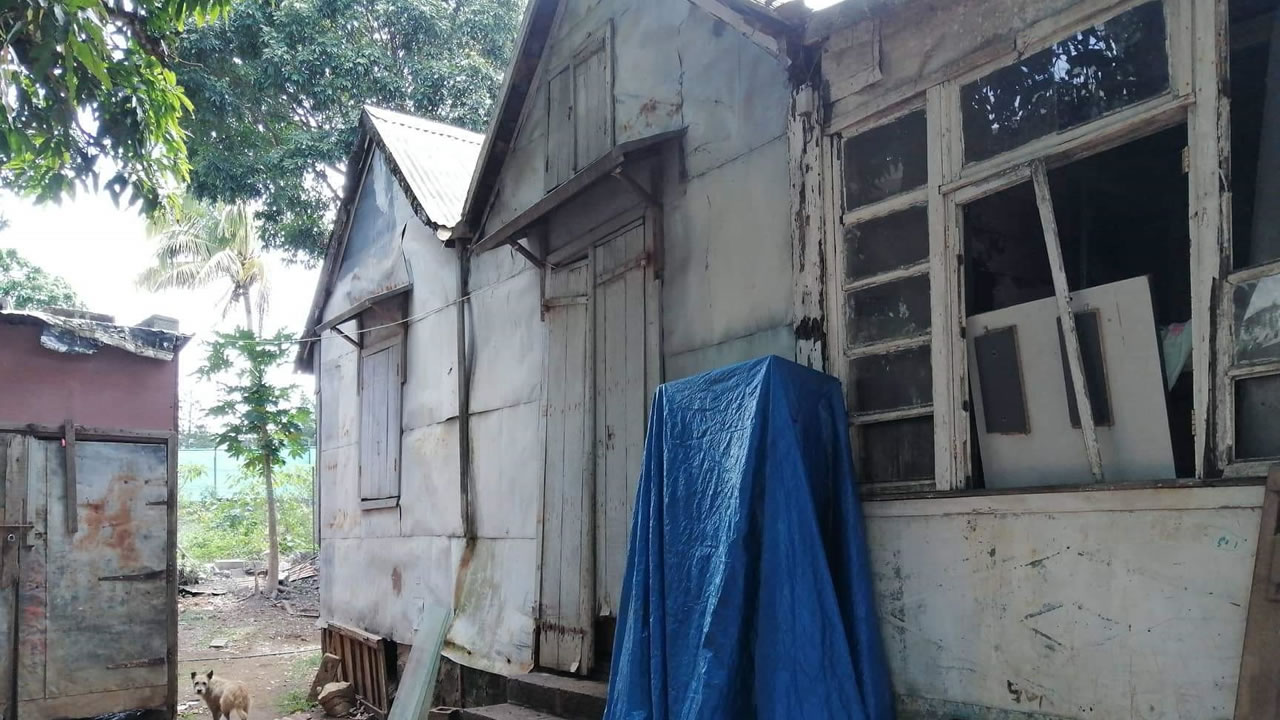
left=539, top=260, right=595, bottom=673
left=591, top=223, right=651, bottom=617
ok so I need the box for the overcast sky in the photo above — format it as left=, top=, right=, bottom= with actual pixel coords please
left=0, top=190, right=321, bottom=411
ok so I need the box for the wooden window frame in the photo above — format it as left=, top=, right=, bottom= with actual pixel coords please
left=827, top=0, right=1240, bottom=493
left=545, top=21, right=615, bottom=190
left=357, top=311, right=406, bottom=509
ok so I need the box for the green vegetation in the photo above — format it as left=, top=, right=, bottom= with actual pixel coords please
left=199, top=329, right=312, bottom=596
left=0, top=248, right=83, bottom=310
left=179, top=465, right=313, bottom=564
left=175, top=0, right=522, bottom=259
left=1, top=0, right=228, bottom=211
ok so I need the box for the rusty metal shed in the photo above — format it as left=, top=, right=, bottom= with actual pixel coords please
left=0, top=308, right=189, bottom=720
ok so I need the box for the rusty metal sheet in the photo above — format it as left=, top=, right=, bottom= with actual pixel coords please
left=43, top=441, right=169, bottom=697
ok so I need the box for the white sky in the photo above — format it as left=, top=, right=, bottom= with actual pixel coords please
left=0, top=190, right=321, bottom=411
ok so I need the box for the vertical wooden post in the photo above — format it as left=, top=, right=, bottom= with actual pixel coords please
left=61, top=422, right=76, bottom=535
left=165, top=433, right=179, bottom=716
left=789, top=83, right=827, bottom=372
left=1030, top=161, right=1105, bottom=482
left=1233, top=466, right=1280, bottom=719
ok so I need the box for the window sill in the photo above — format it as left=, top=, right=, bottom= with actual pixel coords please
left=360, top=497, right=399, bottom=511
left=859, top=478, right=1266, bottom=517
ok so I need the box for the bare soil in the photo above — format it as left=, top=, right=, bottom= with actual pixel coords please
left=178, top=575, right=324, bottom=720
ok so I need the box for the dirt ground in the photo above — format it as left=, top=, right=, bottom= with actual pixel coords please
left=177, top=573, right=324, bottom=720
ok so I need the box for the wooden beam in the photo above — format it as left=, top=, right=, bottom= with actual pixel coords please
left=471, top=130, right=686, bottom=255
left=1233, top=466, right=1280, bottom=719
left=333, top=327, right=362, bottom=350
left=315, top=285, right=412, bottom=334
left=0, top=424, right=173, bottom=445
left=1031, top=161, right=1104, bottom=483
left=789, top=83, right=827, bottom=372
left=62, top=421, right=77, bottom=535
left=165, top=432, right=179, bottom=716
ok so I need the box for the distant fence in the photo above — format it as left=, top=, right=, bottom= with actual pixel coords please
left=178, top=447, right=315, bottom=500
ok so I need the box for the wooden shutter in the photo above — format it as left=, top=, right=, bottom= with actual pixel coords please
left=546, top=68, right=574, bottom=191
left=573, top=40, right=612, bottom=171
left=359, top=339, right=402, bottom=503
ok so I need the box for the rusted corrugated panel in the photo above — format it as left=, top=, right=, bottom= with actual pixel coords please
left=363, top=106, right=483, bottom=230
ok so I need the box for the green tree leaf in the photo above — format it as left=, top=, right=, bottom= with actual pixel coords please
left=176, top=0, right=522, bottom=260
left=0, top=248, right=84, bottom=310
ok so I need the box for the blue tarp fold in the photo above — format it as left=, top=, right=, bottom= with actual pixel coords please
left=604, top=356, right=894, bottom=720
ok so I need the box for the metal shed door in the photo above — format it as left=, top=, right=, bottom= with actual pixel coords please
left=0, top=434, right=171, bottom=719
left=540, top=260, right=596, bottom=674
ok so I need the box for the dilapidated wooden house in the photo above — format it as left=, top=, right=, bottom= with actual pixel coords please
left=304, top=0, right=1280, bottom=716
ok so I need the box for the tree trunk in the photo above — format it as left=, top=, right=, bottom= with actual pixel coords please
left=242, top=293, right=255, bottom=336
left=264, top=456, right=280, bottom=597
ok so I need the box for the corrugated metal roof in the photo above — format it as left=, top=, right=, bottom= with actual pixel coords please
left=363, top=105, right=484, bottom=229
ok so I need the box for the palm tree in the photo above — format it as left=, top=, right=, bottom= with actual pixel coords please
left=138, top=198, right=270, bottom=335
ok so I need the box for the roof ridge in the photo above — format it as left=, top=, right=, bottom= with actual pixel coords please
left=364, top=105, right=484, bottom=145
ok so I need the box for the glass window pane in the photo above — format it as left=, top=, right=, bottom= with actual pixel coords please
left=1234, top=274, right=1280, bottom=365
left=1235, top=374, right=1280, bottom=459
left=844, top=274, right=931, bottom=347
left=859, top=417, right=935, bottom=483
left=962, top=1, right=1169, bottom=162
left=844, top=206, right=930, bottom=282
left=848, top=345, right=932, bottom=414
left=843, top=110, right=928, bottom=210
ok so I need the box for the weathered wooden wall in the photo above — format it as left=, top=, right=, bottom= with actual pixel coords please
left=866, top=486, right=1262, bottom=720
left=480, top=0, right=797, bottom=380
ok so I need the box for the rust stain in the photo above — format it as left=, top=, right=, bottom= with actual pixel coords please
left=391, top=567, right=403, bottom=596
left=75, top=473, right=142, bottom=568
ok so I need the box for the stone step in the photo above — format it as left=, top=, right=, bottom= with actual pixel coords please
left=506, top=672, right=608, bottom=720
left=458, top=704, right=564, bottom=720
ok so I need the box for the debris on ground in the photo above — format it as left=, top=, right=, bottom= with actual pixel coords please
left=308, top=654, right=342, bottom=703
left=318, top=682, right=355, bottom=717
left=209, top=637, right=230, bottom=649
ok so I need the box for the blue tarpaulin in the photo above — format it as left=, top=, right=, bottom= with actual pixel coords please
left=604, top=356, right=894, bottom=720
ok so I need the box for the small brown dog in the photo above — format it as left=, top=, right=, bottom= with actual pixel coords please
left=191, top=670, right=252, bottom=720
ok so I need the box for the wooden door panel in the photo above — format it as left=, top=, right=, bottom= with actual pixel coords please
left=539, top=261, right=594, bottom=674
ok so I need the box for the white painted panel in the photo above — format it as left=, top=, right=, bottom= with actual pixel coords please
left=445, top=538, right=538, bottom=676
left=402, top=308, right=458, bottom=431
left=664, top=324, right=794, bottom=381
left=865, top=486, right=1263, bottom=719
left=399, top=420, right=464, bottom=538
left=967, top=276, right=1176, bottom=487
left=469, top=267, right=545, bottom=415
left=319, top=445, right=361, bottom=540
left=471, top=402, right=543, bottom=539
left=319, top=347, right=358, bottom=451
left=663, top=136, right=792, bottom=358
left=320, top=535, right=457, bottom=645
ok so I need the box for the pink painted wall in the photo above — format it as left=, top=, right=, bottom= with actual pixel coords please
left=0, top=324, right=179, bottom=432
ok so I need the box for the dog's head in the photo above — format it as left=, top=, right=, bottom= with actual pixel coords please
left=191, top=670, right=214, bottom=696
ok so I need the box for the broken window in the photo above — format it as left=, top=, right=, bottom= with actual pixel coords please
left=837, top=109, right=934, bottom=487
left=358, top=298, right=406, bottom=507
left=961, top=1, right=1170, bottom=163
left=962, top=126, right=1193, bottom=487
left=1225, top=0, right=1280, bottom=464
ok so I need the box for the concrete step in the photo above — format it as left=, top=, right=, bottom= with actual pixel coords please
left=506, top=672, right=608, bottom=720
left=459, top=704, right=564, bottom=720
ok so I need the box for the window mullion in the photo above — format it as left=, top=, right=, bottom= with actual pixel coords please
left=928, top=83, right=966, bottom=491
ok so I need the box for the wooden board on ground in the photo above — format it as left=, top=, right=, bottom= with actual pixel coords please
left=309, top=653, right=342, bottom=703
left=386, top=603, right=452, bottom=720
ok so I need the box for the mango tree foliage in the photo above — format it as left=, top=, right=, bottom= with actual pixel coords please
left=1, top=0, right=228, bottom=211
left=0, top=247, right=84, bottom=310
left=176, top=0, right=521, bottom=260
